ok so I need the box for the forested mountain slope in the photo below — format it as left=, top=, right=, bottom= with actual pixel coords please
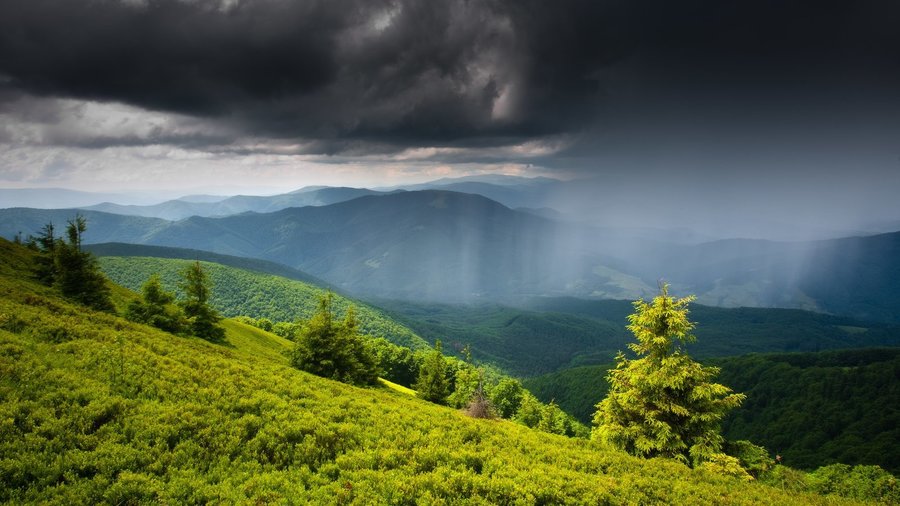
left=0, top=238, right=856, bottom=504
left=523, top=349, right=900, bottom=474
left=379, top=298, right=900, bottom=375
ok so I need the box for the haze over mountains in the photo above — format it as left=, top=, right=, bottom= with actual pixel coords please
left=6, top=175, right=897, bottom=241
left=2, top=178, right=899, bottom=323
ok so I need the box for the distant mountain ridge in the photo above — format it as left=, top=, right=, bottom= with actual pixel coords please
left=82, top=186, right=396, bottom=220
left=1, top=190, right=899, bottom=321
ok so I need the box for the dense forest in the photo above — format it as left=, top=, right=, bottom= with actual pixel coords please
left=524, top=349, right=900, bottom=475
left=377, top=298, right=900, bottom=376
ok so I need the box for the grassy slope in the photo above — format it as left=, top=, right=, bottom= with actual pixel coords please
left=0, top=239, right=850, bottom=504
left=524, top=350, right=900, bottom=474
left=97, top=255, right=428, bottom=350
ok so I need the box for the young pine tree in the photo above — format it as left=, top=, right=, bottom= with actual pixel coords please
left=179, top=261, right=225, bottom=341
left=414, top=340, right=449, bottom=404
left=592, top=284, right=745, bottom=466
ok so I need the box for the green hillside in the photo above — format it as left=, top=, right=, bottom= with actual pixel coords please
left=0, top=239, right=870, bottom=504
left=96, top=255, right=428, bottom=350
left=524, top=349, right=900, bottom=475
left=86, top=242, right=332, bottom=288
left=379, top=298, right=900, bottom=376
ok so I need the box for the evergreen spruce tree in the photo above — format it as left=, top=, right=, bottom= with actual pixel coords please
left=33, top=215, right=114, bottom=311
left=290, top=293, right=378, bottom=386
left=179, top=261, right=225, bottom=341
left=592, top=284, right=745, bottom=466
left=414, top=340, right=449, bottom=404
left=31, top=222, right=57, bottom=285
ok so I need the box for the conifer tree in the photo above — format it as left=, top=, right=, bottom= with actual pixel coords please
left=414, top=340, right=449, bottom=404
left=592, top=284, right=745, bottom=466
left=31, top=215, right=113, bottom=311
left=179, top=261, right=225, bottom=341
left=290, top=293, right=378, bottom=386
left=31, top=222, right=57, bottom=285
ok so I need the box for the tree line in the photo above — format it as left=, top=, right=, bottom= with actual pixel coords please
left=241, top=293, right=586, bottom=437
left=27, top=216, right=225, bottom=342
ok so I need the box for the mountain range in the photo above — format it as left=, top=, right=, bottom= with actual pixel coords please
left=2, top=188, right=899, bottom=322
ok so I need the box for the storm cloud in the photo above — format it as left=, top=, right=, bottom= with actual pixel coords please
left=2, top=0, right=896, bottom=153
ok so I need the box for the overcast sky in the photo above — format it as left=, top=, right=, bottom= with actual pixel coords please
left=1, top=0, right=899, bottom=216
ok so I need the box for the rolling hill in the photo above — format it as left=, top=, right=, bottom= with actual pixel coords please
left=94, top=255, right=429, bottom=350
left=1, top=237, right=868, bottom=504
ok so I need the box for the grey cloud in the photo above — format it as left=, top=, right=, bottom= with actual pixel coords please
left=0, top=0, right=897, bottom=159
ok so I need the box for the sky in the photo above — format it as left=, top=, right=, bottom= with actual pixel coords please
left=1, top=0, right=899, bottom=230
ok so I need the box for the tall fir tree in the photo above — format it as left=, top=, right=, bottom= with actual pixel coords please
left=592, top=284, right=745, bottom=466
left=179, top=261, right=225, bottom=341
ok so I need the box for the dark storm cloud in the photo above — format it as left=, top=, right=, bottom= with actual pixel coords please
left=1, top=0, right=898, bottom=153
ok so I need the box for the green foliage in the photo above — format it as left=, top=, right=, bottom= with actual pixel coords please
left=725, top=440, right=774, bottom=479
left=290, top=293, right=378, bottom=386
left=0, top=238, right=875, bottom=504
left=524, top=364, right=613, bottom=424
left=378, top=299, right=622, bottom=375
left=513, top=391, right=545, bottom=429
left=380, top=297, right=900, bottom=377
left=489, top=378, right=525, bottom=419
left=806, top=464, right=899, bottom=503
left=511, top=392, right=588, bottom=437
left=538, top=400, right=581, bottom=437
left=29, top=216, right=114, bottom=312
left=698, top=453, right=753, bottom=481
left=714, top=348, right=900, bottom=474
left=126, top=274, right=187, bottom=334
left=371, top=337, right=422, bottom=388
left=98, top=256, right=428, bottom=350
left=592, top=285, right=745, bottom=466
left=448, top=362, right=481, bottom=409
left=29, top=222, right=57, bottom=285
left=415, top=340, right=450, bottom=404
left=527, top=348, right=900, bottom=475
left=179, top=261, right=225, bottom=342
